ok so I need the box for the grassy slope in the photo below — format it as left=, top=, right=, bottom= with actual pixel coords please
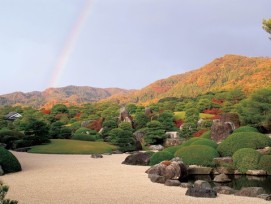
left=174, top=111, right=214, bottom=120
left=28, top=139, right=117, bottom=154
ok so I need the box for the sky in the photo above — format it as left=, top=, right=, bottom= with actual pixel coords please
left=0, top=0, right=270, bottom=95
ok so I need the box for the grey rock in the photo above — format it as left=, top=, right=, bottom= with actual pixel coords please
left=185, top=187, right=217, bottom=198
left=91, top=154, right=103, bottom=158
left=235, top=187, right=266, bottom=197
left=180, top=183, right=193, bottom=188
left=164, top=179, right=181, bottom=186
left=148, top=174, right=166, bottom=184
left=213, top=173, right=231, bottom=183
left=215, top=166, right=235, bottom=175
left=194, top=180, right=211, bottom=189
left=149, top=145, right=164, bottom=151
left=122, top=152, right=151, bottom=166
left=213, top=157, right=233, bottom=167
left=213, top=186, right=236, bottom=195
left=257, top=194, right=271, bottom=201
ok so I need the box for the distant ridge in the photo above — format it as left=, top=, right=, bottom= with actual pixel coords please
left=1, top=55, right=271, bottom=107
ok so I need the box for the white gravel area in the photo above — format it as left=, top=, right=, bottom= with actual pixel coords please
left=2, top=152, right=270, bottom=204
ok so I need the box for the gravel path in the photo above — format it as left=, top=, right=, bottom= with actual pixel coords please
left=2, top=152, right=270, bottom=204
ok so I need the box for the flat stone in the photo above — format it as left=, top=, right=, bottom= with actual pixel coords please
left=180, top=183, right=193, bottom=188
left=185, top=187, right=217, bottom=198
left=213, top=186, right=236, bottom=195
left=235, top=187, right=266, bottom=197
left=246, top=170, right=267, bottom=176
left=91, top=154, right=103, bottom=158
left=257, top=194, right=271, bottom=201
left=148, top=174, right=166, bottom=184
left=194, top=180, right=211, bottom=189
left=188, top=165, right=213, bottom=175
left=164, top=179, right=181, bottom=186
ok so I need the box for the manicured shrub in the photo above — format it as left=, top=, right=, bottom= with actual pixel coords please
left=174, top=145, right=219, bottom=167
left=258, top=155, right=271, bottom=175
left=200, top=130, right=211, bottom=139
left=163, top=144, right=183, bottom=155
left=72, top=128, right=100, bottom=141
left=233, top=126, right=259, bottom=133
left=191, top=138, right=218, bottom=149
left=232, top=148, right=261, bottom=173
left=0, top=147, right=21, bottom=174
left=0, top=130, right=24, bottom=149
left=217, top=132, right=271, bottom=157
left=149, top=151, right=174, bottom=166
left=181, top=137, right=202, bottom=147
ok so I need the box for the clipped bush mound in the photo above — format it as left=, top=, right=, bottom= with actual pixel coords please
left=217, top=132, right=271, bottom=157
left=200, top=130, right=211, bottom=139
left=72, top=128, right=100, bottom=141
left=163, top=144, right=183, bottom=155
left=149, top=151, right=174, bottom=166
left=191, top=138, right=218, bottom=149
left=181, top=137, right=202, bottom=147
left=258, top=155, right=271, bottom=175
left=232, top=148, right=261, bottom=173
left=233, top=126, right=259, bottom=133
left=0, top=147, right=22, bottom=174
left=174, top=145, right=219, bottom=167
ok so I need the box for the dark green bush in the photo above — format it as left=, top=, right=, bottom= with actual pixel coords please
left=149, top=151, right=174, bottom=166
left=0, top=130, right=24, bottom=139
left=258, top=155, right=271, bottom=175
left=233, top=126, right=259, bottom=133
left=163, top=144, right=183, bottom=155
left=191, top=138, right=218, bottom=149
left=174, top=145, right=219, bottom=167
left=232, top=148, right=261, bottom=173
left=217, top=132, right=271, bottom=157
left=0, top=147, right=21, bottom=174
left=72, top=128, right=100, bottom=141
left=200, top=130, right=211, bottom=139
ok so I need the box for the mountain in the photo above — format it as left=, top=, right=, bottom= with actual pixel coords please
left=1, top=55, right=271, bottom=107
left=0, top=86, right=132, bottom=108
left=106, top=55, right=271, bottom=104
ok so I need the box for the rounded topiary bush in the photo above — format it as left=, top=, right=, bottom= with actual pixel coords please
left=258, top=155, right=271, bottom=175
left=217, top=132, right=271, bottom=157
left=232, top=148, right=261, bottom=173
left=163, top=144, right=183, bottom=155
left=174, top=145, right=219, bottom=167
left=149, top=151, right=174, bottom=166
left=191, top=138, right=218, bottom=149
left=0, top=147, right=22, bottom=174
left=72, top=128, right=100, bottom=141
left=233, top=126, right=259, bottom=133
left=181, top=137, right=202, bottom=147
left=200, top=130, right=211, bottom=139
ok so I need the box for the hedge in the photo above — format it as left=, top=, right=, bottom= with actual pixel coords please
left=174, top=145, right=219, bottom=167
left=0, top=147, right=22, bottom=174
left=200, top=130, right=211, bottom=139
left=232, top=148, right=261, bottom=173
left=258, top=155, right=271, bottom=175
left=233, top=126, right=259, bottom=133
left=163, top=144, right=183, bottom=155
left=191, top=138, right=218, bottom=149
left=149, top=151, right=174, bottom=166
left=217, top=132, right=271, bottom=157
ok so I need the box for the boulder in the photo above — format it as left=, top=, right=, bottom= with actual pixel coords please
left=188, top=165, right=213, bottom=175
left=235, top=187, right=265, bottom=197
left=180, top=183, right=193, bottom=188
left=213, top=186, right=236, bottom=195
left=145, top=159, right=188, bottom=182
left=215, top=166, right=235, bottom=175
left=257, top=194, right=271, bottom=201
left=213, top=157, right=233, bottom=167
left=122, top=152, right=151, bottom=166
left=193, top=180, right=211, bottom=189
left=149, top=145, right=164, bottom=151
left=164, top=138, right=182, bottom=147
left=164, top=179, right=181, bottom=186
left=135, top=140, right=142, bottom=151
left=0, top=165, right=4, bottom=176
left=148, top=174, right=166, bottom=184
left=185, top=187, right=217, bottom=198
left=91, top=154, right=103, bottom=158
left=246, top=170, right=267, bottom=176
left=213, top=174, right=231, bottom=183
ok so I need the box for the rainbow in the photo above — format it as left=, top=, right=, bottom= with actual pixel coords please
left=48, top=0, right=94, bottom=88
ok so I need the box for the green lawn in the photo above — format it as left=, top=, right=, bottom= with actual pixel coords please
left=174, top=111, right=214, bottom=120
left=28, top=139, right=117, bottom=154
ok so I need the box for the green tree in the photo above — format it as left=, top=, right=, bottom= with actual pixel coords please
left=157, top=110, right=175, bottom=131
left=145, top=120, right=165, bottom=145
left=108, top=128, right=123, bottom=145
left=118, top=122, right=133, bottom=132
left=134, top=112, right=150, bottom=130
left=263, top=18, right=271, bottom=39
left=185, top=108, right=199, bottom=123
left=101, top=119, right=118, bottom=140
left=51, top=104, right=69, bottom=115
left=237, top=88, right=271, bottom=131
left=126, top=103, right=137, bottom=115
left=49, top=121, right=64, bottom=138
left=196, top=99, right=213, bottom=112
left=114, top=130, right=136, bottom=152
